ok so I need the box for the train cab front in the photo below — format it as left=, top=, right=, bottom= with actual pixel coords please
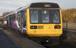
left=26, top=8, right=62, bottom=38
left=26, top=3, right=63, bottom=38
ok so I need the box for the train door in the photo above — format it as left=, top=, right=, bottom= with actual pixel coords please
left=17, top=12, right=22, bottom=31
left=17, top=10, right=26, bottom=33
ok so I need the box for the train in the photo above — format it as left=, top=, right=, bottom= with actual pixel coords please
left=4, top=2, right=65, bottom=45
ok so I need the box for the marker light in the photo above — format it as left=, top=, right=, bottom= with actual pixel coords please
left=54, top=25, right=61, bottom=29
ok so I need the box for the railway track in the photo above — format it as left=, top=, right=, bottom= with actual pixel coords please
left=40, top=29, right=76, bottom=48
left=0, top=29, right=20, bottom=48
left=2, top=27, right=76, bottom=48
left=2, top=28, right=45, bottom=48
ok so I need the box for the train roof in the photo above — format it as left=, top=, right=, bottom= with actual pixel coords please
left=4, top=11, right=16, bottom=17
left=16, top=6, right=26, bottom=12
left=30, top=2, right=60, bottom=8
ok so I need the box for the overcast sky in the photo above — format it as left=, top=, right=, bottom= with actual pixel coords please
left=0, top=0, right=76, bottom=15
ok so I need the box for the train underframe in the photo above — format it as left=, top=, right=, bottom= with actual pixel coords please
left=28, top=31, right=67, bottom=46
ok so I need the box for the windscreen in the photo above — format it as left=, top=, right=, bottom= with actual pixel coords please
left=30, top=8, right=60, bottom=24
